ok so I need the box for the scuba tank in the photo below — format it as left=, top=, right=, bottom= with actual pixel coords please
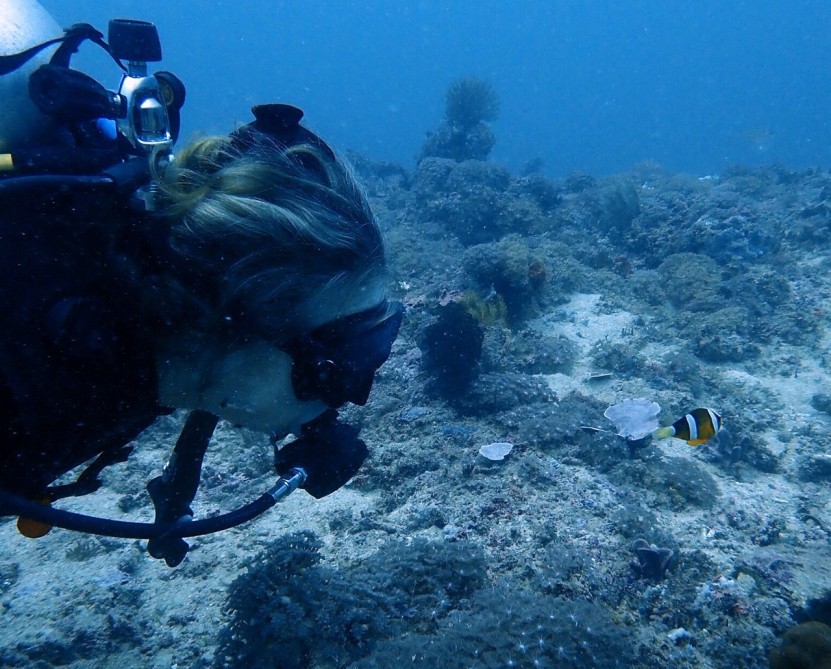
left=0, top=0, right=61, bottom=154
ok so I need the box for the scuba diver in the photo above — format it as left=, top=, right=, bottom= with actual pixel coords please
left=0, top=1, right=403, bottom=566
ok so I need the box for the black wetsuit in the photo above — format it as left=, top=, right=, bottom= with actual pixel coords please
left=0, top=178, right=168, bottom=500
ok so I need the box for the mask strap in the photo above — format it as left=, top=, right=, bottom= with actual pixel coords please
left=230, top=104, right=336, bottom=161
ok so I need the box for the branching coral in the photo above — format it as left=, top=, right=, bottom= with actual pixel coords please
left=444, top=76, right=500, bottom=130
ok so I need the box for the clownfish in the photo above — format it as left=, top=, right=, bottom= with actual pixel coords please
left=653, top=408, right=722, bottom=446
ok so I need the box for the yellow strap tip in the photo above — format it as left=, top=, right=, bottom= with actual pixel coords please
left=17, top=516, right=53, bottom=538
left=16, top=496, right=53, bottom=538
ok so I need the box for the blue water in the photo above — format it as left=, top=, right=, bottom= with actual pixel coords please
left=41, top=1, right=831, bottom=176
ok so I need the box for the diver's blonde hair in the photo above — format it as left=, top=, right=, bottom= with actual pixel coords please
left=149, top=133, right=387, bottom=344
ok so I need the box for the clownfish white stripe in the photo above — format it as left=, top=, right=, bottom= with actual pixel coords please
left=705, top=408, right=720, bottom=432
left=685, top=414, right=698, bottom=442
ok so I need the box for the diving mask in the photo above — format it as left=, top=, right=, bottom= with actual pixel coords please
left=283, top=301, right=404, bottom=409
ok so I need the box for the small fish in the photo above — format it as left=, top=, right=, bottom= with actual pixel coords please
left=653, top=408, right=722, bottom=446
left=737, top=128, right=774, bottom=152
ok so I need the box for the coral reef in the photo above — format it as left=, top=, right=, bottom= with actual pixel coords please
left=462, top=236, right=547, bottom=323
left=510, top=173, right=562, bottom=211
left=414, top=158, right=520, bottom=245
left=419, top=76, right=500, bottom=163
left=768, top=621, right=831, bottom=669
left=455, top=371, right=555, bottom=417
left=581, top=178, right=641, bottom=241
left=354, top=588, right=637, bottom=669
left=657, top=252, right=723, bottom=313
left=216, top=532, right=488, bottom=669
left=500, top=328, right=577, bottom=375
left=647, top=456, right=721, bottom=510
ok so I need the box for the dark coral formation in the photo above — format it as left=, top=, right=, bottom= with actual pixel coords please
left=355, top=590, right=637, bottom=669
left=418, top=301, right=484, bottom=399
left=216, top=532, right=488, bottom=669
left=630, top=538, right=675, bottom=581
left=414, top=158, right=520, bottom=245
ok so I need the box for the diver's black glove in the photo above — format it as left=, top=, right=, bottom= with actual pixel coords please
left=274, top=409, right=368, bottom=498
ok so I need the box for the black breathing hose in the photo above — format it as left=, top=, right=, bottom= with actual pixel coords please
left=0, top=468, right=306, bottom=539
